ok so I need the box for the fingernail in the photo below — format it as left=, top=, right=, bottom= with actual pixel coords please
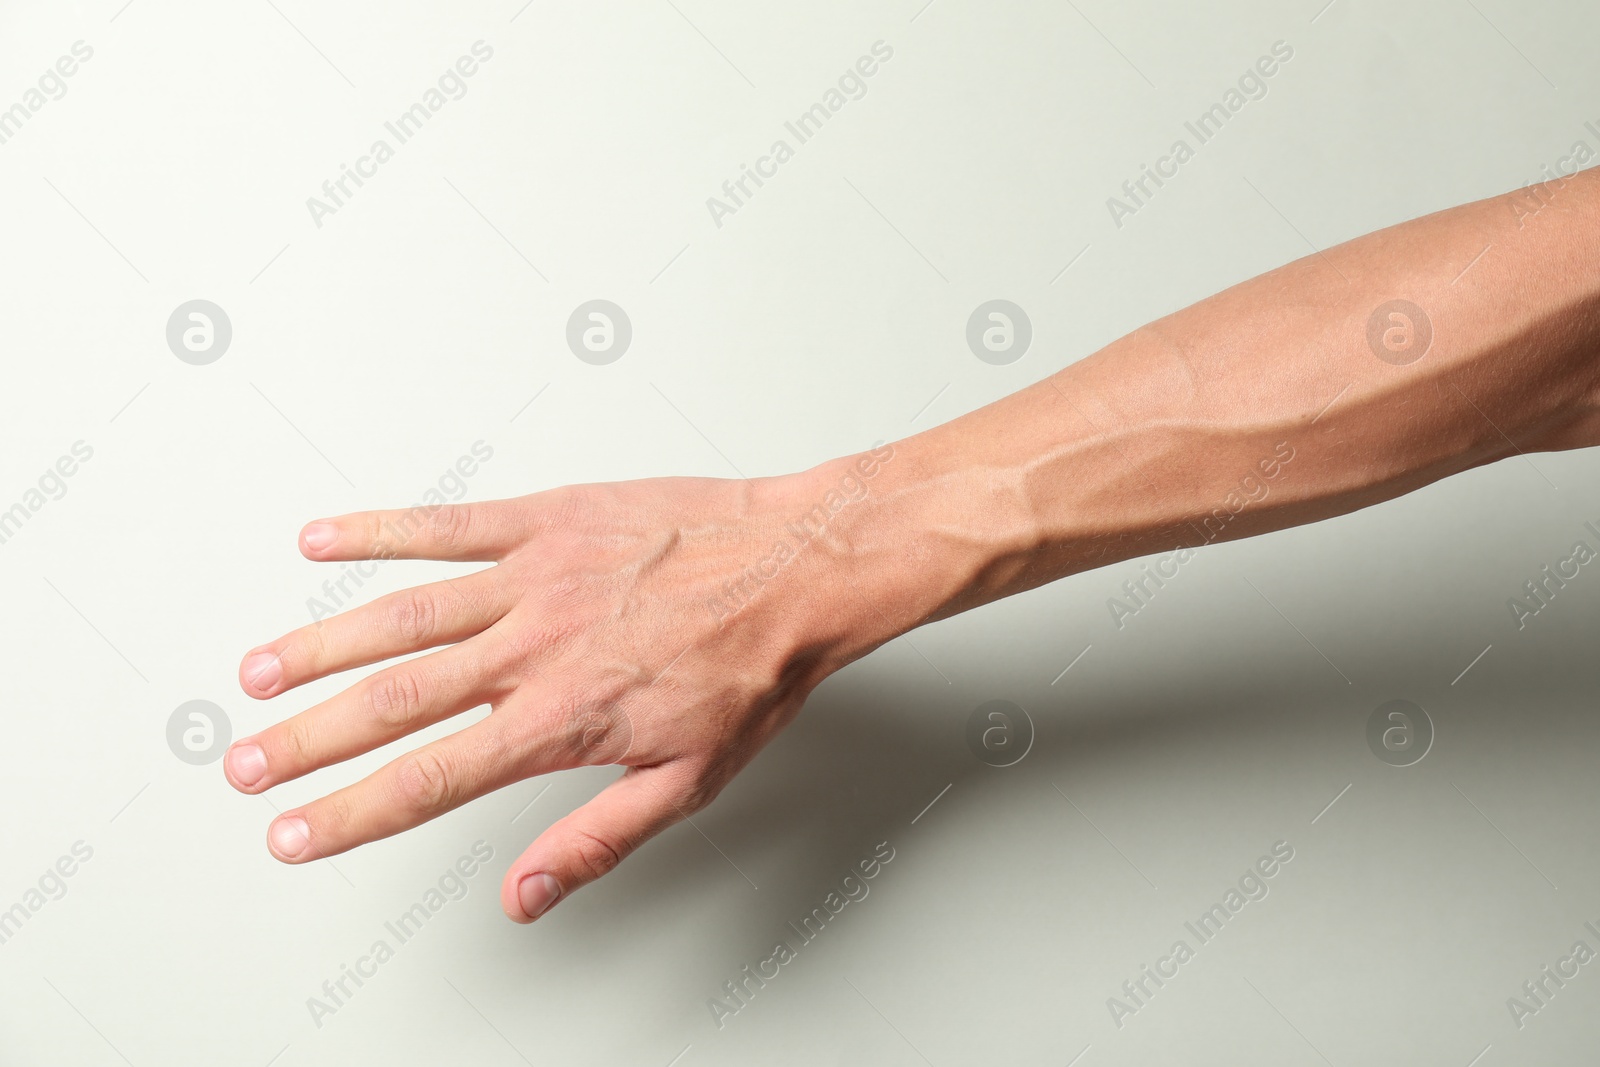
left=302, top=523, right=337, bottom=552
left=518, top=873, right=561, bottom=920
left=269, top=816, right=311, bottom=860
left=227, top=743, right=267, bottom=788
left=242, top=652, right=282, bottom=693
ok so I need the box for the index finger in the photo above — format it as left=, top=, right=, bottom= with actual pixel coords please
left=300, top=501, right=521, bottom=563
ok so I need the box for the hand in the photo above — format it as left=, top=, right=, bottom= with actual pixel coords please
left=225, top=451, right=898, bottom=922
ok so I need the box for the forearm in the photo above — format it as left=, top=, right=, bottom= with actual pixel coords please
left=814, top=168, right=1600, bottom=663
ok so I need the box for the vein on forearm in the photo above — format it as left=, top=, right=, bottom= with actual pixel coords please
left=870, top=168, right=1600, bottom=627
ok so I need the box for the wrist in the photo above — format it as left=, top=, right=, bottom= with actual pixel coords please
left=785, top=435, right=1040, bottom=672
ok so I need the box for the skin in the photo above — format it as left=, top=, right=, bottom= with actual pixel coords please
left=227, top=167, right=1600, bottom=923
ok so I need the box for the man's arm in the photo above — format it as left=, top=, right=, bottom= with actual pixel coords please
left=229, top=169, right=1600, bottom=923
left=815, top=167, right=1600, bottom=662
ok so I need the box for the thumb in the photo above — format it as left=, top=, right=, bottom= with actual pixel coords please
left=501, top=765, right=695, bottom=923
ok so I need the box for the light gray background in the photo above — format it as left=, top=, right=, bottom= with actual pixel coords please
left=2, top=1, right=1599, bottom=1064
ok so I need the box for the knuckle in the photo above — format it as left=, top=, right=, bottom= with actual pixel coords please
left=568, top=827, right=626, bottom=881
left=386, top=590, right=438, bottom=646
left=314, top=791, right=355, bottom=838
left=679, top=775, right=725, bottom=816
left=529, top=486, right=581, bottom=533
left=570, top=705, right=635, bottom=766
left=396, top=749, right=456, bottom=814
left=275, top=720, right=316, bottom=770
left=368, top=513, right=403, bottom=558
left=428, top=504, right=474, bottom=550
left=279, top=626, right=324, bottom=676
left=497, top=613, right=578, bottom=671
left=366, top=669, right=427, bottom=729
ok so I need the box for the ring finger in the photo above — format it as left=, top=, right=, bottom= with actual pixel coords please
left=224, top=634, right=514, bottom=793
left=261, top=706, right=561, bottom=862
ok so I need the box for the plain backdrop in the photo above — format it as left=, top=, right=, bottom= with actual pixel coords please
left=2, top=1, right=1599, bottom=1064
